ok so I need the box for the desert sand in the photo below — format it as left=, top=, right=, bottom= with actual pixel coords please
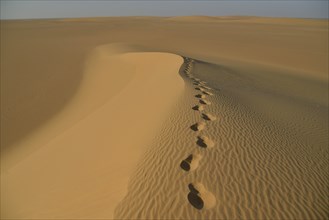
left=1, top=16, right=328, bottom=219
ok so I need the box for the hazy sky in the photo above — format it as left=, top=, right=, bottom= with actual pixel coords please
left=1, top=0, right=328, bottom=20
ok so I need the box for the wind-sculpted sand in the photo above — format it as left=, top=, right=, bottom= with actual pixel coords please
left=1, top=44, right=185, bottom=219
left=1, top=16, right=328, bottom=219
left=115, top=57, right=328, bottom=219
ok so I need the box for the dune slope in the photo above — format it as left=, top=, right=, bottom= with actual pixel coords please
left=1, top=46, right=184, bottom=219
left=115, top=57, right=328, bottom=219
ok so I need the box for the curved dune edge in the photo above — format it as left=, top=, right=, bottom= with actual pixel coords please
left=1, top=43, right=155, bottom=168
left=1, top=44, right=184, bottom=219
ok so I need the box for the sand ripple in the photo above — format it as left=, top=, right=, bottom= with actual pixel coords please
left=114, top=57, right=328, bottom=219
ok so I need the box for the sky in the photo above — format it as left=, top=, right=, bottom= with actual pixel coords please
left=1, top=0, right=328, bottom=20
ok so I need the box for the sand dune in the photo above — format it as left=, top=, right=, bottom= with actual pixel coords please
left=1, top=16, right=328, bottom=219
left=1, top=44, right=184, bottom=218
left=115, top=57, right=328, bottom=219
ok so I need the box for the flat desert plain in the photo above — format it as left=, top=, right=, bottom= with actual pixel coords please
left=1, top=16, right=328, bottom=219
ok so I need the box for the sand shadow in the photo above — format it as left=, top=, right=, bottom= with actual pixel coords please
left=196, top=137, right=207, bottom=148
left=188, top=193, right=204, bottom=210
left=199, top=99, right=211, bottom=105
left=190, top=124, right=199, bottom=131
left=192, top=105, right=199, bottom=111
left=195, top=87, right=204, bottom=91
left=2, top=59, right=83, bottom=160
left=202, top=113, right=216, bottom=121
left=188, top=183, right=200, bottom=194
left=192, top=105, right=204, bottom=111
left=195, top=94, right=205, bottom=99
left=180, top=154, right=193, bottom=171
left=202, top=114, right=211, bottom=120
left=190, top=122, right=205, bottom=131
left=188, top=184, right=204, bottom=210
left=203, top=91, right=214, bottom=96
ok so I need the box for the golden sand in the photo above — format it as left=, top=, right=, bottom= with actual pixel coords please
left=1, top=16, right=328, bottom=219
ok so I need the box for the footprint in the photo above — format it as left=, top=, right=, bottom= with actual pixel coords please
left=200, top=86, right=212, bottom=90
left=190, top=122, right=206, bottom=131
left=203, top=91, right=214, bottom=96
left=195, top=94, right=206, bottom=99
left=187, top=183, right=216, bottom=210
left=202, top=113, right=217, bottom=121
left=192, top=105, right=204, bottom=111
left=199, top=99, right=211, bottom=105
left=196, top=135, right=215, bottom=148
left=180, top=153, right=202, bottom=171
left=195, top=87, right=205, bottom=92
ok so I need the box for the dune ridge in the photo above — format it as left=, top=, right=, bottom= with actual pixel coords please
left=1, top=16, right=327, bottom=219
left=1, top=45, right=184, bottom=219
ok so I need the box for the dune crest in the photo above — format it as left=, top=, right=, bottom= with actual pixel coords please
left=1, top=16, right=327, bottom=220
left=1, top=44, right=184, bottom=219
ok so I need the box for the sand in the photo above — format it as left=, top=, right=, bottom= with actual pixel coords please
left=1, top=16, right=328, bottom=219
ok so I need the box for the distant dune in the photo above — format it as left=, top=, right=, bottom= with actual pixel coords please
left=166, top=15, right=328, bottom=26
left=165, top=15, right=221, bottom=22
left=1, top=16, right=328, bottom=219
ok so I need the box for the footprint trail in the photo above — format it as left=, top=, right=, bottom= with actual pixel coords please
left=181, top=57, right=218, bottom=211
